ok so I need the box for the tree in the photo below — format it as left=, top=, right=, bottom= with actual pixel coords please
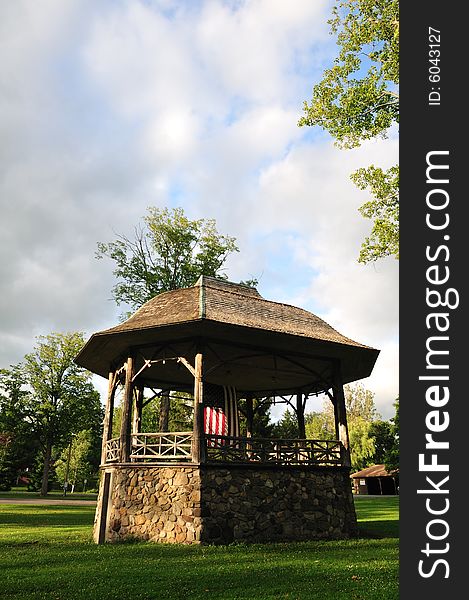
left=368, top=420, right=395, bottom=464
left=348, top=416, right=375, bottom=471
left=305, top=407, right=335, bottom=440
left=344, top=383, right=379, bottom=422
left=96, top=206, right=240, bottom=314
left=304, top=383, right=380, bottom=470
left=0, top=366, right=38, bottom=490
left=141, top=392, right=193, bottom=433
left=384, top=397, right=399, bottom=472
left=272, top=409, right=299, bottom=438
left=22, top=332, right=103, bottom=495
left=299, top=0, right=399, bottom=263
left=55, top=429, right=98, bottom=493
left=237, top=398, right=274, bottom=438
left=97, top=206, right=251, bottom=430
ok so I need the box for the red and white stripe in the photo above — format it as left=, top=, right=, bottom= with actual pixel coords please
left=204, top=385, right=239, bottom=438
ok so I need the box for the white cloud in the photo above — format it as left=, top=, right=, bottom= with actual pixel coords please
left=0, top=0, right=398, bottom=419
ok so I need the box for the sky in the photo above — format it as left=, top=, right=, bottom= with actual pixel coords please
left=0, top=0, right=398, bottom=419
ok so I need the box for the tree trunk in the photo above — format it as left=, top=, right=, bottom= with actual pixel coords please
left=159, top=391, right=170, bottom=432
left=40, top=440, right=52, bottom=496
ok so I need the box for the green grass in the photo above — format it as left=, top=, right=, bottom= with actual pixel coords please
left=0, top=496, right=398, bottom=600
left=0, top=487, right=97, bottom=501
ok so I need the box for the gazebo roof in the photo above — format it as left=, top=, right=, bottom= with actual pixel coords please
left=75, top=276, right=379, bottom=394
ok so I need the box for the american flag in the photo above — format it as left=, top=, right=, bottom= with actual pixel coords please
left=204, top=384, right=239, bottom=439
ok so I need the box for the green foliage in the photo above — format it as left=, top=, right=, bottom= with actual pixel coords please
left=19, top=332, right=102, bottom=495
left=299, top=0, right=399, bottom=263
left=352, top=164, right=399, bottom=262
left=299, top=0, right=399, bottom=147
left=305, top=384, right=380, bottom=470
left=305, top=407, right=335, bottom=440
left=0, top=366, right=39, bottom=490
left=345, top=384, right=379, bottom=470
left=55, top=430, right=97, bottom=492
left=271, top=409, right=299, bottom=438
left=237, top=398, right=274, bottom=438
left=141, top=393, right=193, bottom=433
left=349, top=416, right=375, bottom=471
left=384, top=397, right=399, bottom=472
left=344, top=383, right=379, bottom=422
left=96, top=206, right=239, bottom=313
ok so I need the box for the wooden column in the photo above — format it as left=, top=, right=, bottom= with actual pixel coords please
left=159, top=390, right=170, bottom=432
left=332, top=362, right=351, bottom=467
left=132, top=384, right=144, bottom=435
left=296, top=392, right=306, bottom=439
left=192, top=351, right=205, bottom=463
left=101, top=371, right=116, bottom=465
left=119, top=355, right=134, bottom=463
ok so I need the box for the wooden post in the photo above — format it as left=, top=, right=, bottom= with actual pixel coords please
left=101, top=371, right=116, bottom=465
left=159, top=390, right=170, bottom=432
left=332, top=362, right=351, bottom=467
left=132, top=384, right=144, bottom=435
left=245, top=395, right=254, bottom=438
left=296, top=392, right=306, bottom=439
left=120, top=355, right=134, bottom=463
left=192, top=352, right=205, bottom=463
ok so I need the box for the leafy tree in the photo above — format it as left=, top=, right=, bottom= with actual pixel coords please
left=305, top=407, right=335, bottom=440
left=0, top=367, right=38, bottom=490
left=97, top=206, right=255, bottom=430
left=237, top=398, right=273, bottom=438
left=384, top=397, right=399, bottom=472
left=344, top=383, right=379, bottom=422
left=299, top=0, right=399, bottom=263
left=55, top=429, right=97, bottom=493
left=349, top=416, right=375, bottom=471
left=272, top=409, right=299, bottom=438
left=21, top=332, right=103, bottom=495
left=369, top=419, right=394, bottom=463
left=304, top=383, right=380, bottom=470
left=141, top=392, right=193, bottom=433
left=96, top=206, right=240, bottom=313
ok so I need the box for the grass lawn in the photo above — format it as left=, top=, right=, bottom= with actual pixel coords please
left=0, top=487, right=98, bottom=502
left=0, top=496, right=398, bottom=600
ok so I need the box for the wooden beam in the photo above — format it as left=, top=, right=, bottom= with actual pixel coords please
left=296, top=392, right=306, bottom=439
left=332, top=361, right=351, bottom=467
left=178, top=356, right=196, bottom=377
left=119, top=355, right=134, bottom=463
left=191, top=351, right=205, bottom=463
left=101, top=371, right=116, bottom=464
left=132, top=385, right=144, bottom=435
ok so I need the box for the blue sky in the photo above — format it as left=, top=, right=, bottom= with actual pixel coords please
left=0, top=0, right=398, bottom=418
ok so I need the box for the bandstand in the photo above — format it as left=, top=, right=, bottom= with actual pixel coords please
left=75, top=276, right=379, bottom=544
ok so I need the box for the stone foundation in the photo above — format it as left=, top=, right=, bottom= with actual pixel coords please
left=94, top=464, right=357, bottom=544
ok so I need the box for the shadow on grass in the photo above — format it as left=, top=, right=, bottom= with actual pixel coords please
left=357, top=519, right=398, bottom=538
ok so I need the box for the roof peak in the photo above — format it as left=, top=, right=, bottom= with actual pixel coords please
left=194, top=275, right=262, bottom=298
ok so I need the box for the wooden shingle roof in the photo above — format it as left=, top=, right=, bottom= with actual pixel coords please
left=102, top=276, right=369, bottom=348
left=351, top=464, right=398, bottom=478
left=75, top=276, right=379, bottom=393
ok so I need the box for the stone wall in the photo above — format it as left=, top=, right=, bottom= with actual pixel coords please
left=200, top=466, right=357, bottom=543
left=100, top=466, right=203, bottom=543
left=95, top=464, right=357, bottom=544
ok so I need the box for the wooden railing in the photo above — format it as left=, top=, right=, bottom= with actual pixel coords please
left=129, top=432, right=193, bottom=462
left=105, top=437, right=120, bottom=463
left=104, top=433, right=343, bottom=466
left=204, top=435, right=344, bottom=466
